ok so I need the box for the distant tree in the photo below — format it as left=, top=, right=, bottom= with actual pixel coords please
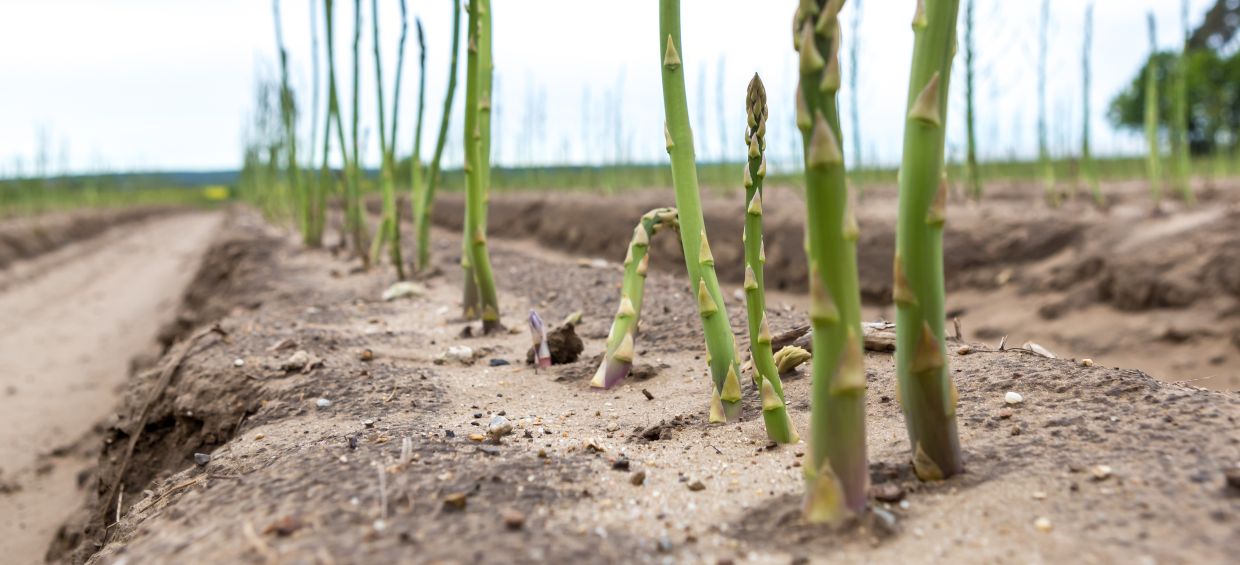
left=1108, top=49, right=1240, bottom=154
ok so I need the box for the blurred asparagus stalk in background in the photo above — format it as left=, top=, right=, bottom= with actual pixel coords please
left=964, top=0, right=981, bottom=201
left=794, top=0, right=868, bottom=522
left=658, top=0, right=743, bottom=422
left=894, top=0, right=964, bottom=483
left=1037, top=0, right=1057, bottom=206
left=321, top=0, right=351, bottom=247
left=349, top=0, right=368, bottom=263
left=1145, top=13, right=1164, bottom=202
left=368, top=0, right=406, bottom=279
left=1171, top=0, right=1194, bottom=204
left=462, top=0, right=502, bottom=331
left=272, top=0, right=309, bottom=245
left=414, top=0, right=462, bottom=272
left=591, top=208, right=679, bottom=390
left=741, top=74, right=798, bottom=445
left=408, top=18, right=428, bottom=259
left=1081, top=2, right=1103, bottom=206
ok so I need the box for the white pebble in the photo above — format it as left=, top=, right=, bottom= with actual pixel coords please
left=1004, top=391, right=1024, bottom=405
left=316, top=398, right=332, bottom=408
left=233, top=358, right=245, bottom=367
left=1034, top=517, right=1053, bottom=532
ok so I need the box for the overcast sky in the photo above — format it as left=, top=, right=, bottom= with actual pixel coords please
left=0, top=0, right=1212, bottom=176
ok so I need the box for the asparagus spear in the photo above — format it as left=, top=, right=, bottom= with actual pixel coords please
left=462, top=0, right=501, bottom=331
left=794, top=0, right=869, bottom=522
left=741, top=74, right=798, bottom=445
left=591, top=208, right=679, bottom=390
left=658, top=0, right=744, bottom=422
left=893, top=0, right=964, bottom=482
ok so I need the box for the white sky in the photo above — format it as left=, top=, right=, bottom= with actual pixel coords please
left=0, top=0, right=1211, bottom=175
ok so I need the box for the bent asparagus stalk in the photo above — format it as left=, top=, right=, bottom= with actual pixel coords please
left=742, top=74, right=798, bottom=445
left=591, top=208, right=679, bottom=389
left=894, top=0, right=964, bottom=482
left=794, top=0, right=868, bottom=522
left=658, top=0, right=744, bottom=422
left=529, top=310, right=551, bottom=370
left=414, top=0, right=462, bottom=271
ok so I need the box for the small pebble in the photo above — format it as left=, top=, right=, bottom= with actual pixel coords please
left=363, top=419, right=375, bottom=429
left=193, top=453, right=210, bottom=466
left=468, top=433, right=486, bottom=442
left=359, top=349, right=374, bottom=361
left=605, top=422, right=619, bottom=433
left=1091, top=465, right=1113, bottom=481
left=487, top=416, right=513, bottom=440
left=641, top=389, right=655, bottom=401
left=1034, top=517, right=1053, bottom=532
left=316, top=398, right=332, bottom=409
left=612, top=458, right=631, bottom=471
left=1032, top=491, right=1047, bottom=500
left=1004, top=391, right=1024, bottom=405
left=233, top=358, right=245, bottom=367
left=283, top=350, right=310, bottom=370
left=489, top=358, right=510, bottom=367
left=502, top=509, right=525, bottom=530
left=1225, top=465, right=1240, bottom=491
left=956, top=345, right=972, bottom=355
left=1080, top=358, right=1094, bottom=367
left=254, top=433, right=265, bottom=440
left=688, top=480, right=706, bottom=492
left=998, top=408, right=1014, bottom=419
left=630, top=470, right=646, bottom=486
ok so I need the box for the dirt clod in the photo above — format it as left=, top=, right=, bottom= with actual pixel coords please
left=443, top=493, right=468, bottom=511
left=630, top=471, right=647, bottom=486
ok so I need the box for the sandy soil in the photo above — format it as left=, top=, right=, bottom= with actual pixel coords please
left=0, top=211, right=221, bottom=565
left=49, top=208, right=1239, bottom=564
left=431, top=179, right=1240, bottom=390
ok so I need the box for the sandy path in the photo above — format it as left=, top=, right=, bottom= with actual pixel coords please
left=0, top=212, right=221, bottom=564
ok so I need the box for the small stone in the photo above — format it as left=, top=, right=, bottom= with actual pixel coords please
left=1034, top=516, right=1053, bottom=532
left=1090, top=465, right=1113, bottom=481
left=1032, top=491, right=1047, bottom=500
left=538, top=449, right=548, bottom=458
left=443, top=492, right=467, bottom=511
left=468, top=433, right=486, bottom=442
left=1080, top=358, right=1094, bottom=367
left=956, top=345, right=972, bottom=355
left=641, top=389, right=655, bottom=401
left=487, top=416, right=513, bottom=440
left=612, top=458, right=631, bottom=471
left=316, top=398, right=332, bottom=409
left=363, top=419, right=375, bottom=429
left=998, top=408, right=1014, bottom=419
left=254, top=433, right=265, bottom=440
left=1004, top=391, right=1024, bottom=405
left=870, top=482, right=904, bottom=503
left=359, top=349, right=374, bottom=361
left=656, top=536, right=673, bottom=552
left=869, top=507, right=899, bottom=537
left=283, top=350, right=311, bottom=371
left=502, top=509, right=525, bottom=530
left=444, top=430, right=455, bottom=438
left=1010, top=425, right=1022, bottom=436
left=233, top=358, right=245, bottom=367
left=489, top=358, right=510, bottom=367
left=605, top=422, right=620, bottom=433
left=446, top=346, right=475, bottom=364
left=688, top=480, right=706, bottom=492
left=193, top=453, right=210, bottom=466
left=630, top=470, right=647, bottom=486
